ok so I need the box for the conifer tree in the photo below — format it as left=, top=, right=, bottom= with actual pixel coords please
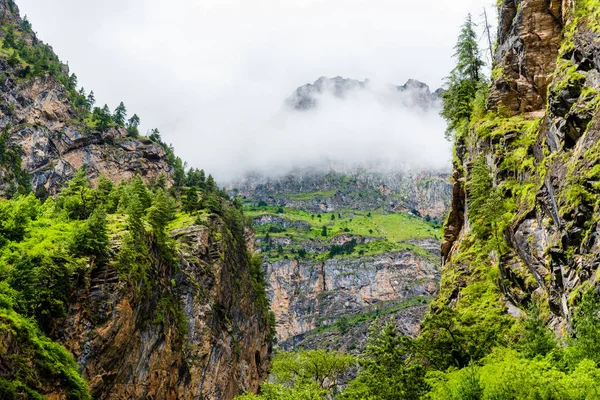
left=205, top=174, right=218, bottom=193
left=441, top=14, right=485, bottom=140
left=113, top=102, right=127, bottom=126
left=183, top=186, right=199, bottom=213
left=126, top=114, right=140, bottom=136
left=146, top=189, right=176, bottom=241
left=86, top=91, right=95, bottom=110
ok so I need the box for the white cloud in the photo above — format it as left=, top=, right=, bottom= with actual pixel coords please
left=16, top=0, right=495, bottom=181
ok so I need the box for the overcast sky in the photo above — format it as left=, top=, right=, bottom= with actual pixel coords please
left=17, top=0, right=495, bottom=181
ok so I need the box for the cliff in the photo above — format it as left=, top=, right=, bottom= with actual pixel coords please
left=233, top=168, right=452, bottom=222
left=442, top=0, right=600, bottom=332
left=235, top=168, right=447, bottom=353
left=0, top=0, right=173, bottom=197
left=55, top=216, right=271, bottom=399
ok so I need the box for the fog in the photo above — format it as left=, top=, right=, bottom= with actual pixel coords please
left=193, top=79, right=450, bottom=181
left=16, top=0, right=495, bottom=182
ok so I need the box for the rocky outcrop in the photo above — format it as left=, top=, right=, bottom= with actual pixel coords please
left=489, top=0, right=569, bottom=114
left=0, top=1, right=172, bottom=196
left=285, top=76, right=442, bottom=111
left=232, top=169, right=452, bottom=221
left=52, top=217, right=271, bottom=399
left=266, top=247, right=439, bottom=350
left=444, top=0, right=600, bottom=332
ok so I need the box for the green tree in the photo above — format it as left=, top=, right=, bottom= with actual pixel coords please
left=146, top=189, right=176, bottom=242
left=205, top=174, right=218, bottom=193
left=126, top=114, right=140, bottom=136
left=57, top=168, right=95, bottom=220
left=321, top=226, right=327, bottom=237
left=341, top=320, right=428, bottom=400
left=3, top=26, right=15, bottom=49
left=441, top=14, right=485, bottom=139
left=92, top=105, right=112, bottom=131
left=182, top=186, right=199, bottom=213
left=113, top=102, right=127, bottom=126
left=270, top=350, right=355, bottom=394
left=517, top=302, right=556, bottom=359
left=86, top=91, right=95, bottom=110
left=70, top=206, right=109, bottom=262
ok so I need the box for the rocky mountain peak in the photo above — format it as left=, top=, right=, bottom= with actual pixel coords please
left=285, top=76, right=442, bottom=111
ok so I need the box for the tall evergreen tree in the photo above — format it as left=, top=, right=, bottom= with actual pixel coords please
left=126, top=114, right=140, bottom=136
left=441, top=14, right=485, bottom=140
left=146, top=189, right=176, bottom=242
left=86, top=91, right=95, bottom=110
left=113, top=102, right=127, bottom=126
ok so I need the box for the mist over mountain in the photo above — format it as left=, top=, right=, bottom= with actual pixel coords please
left=215, top=76, right=450, bottom=183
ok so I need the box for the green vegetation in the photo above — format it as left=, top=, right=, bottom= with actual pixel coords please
left=245, top=205, right=439, bottom=262
left=0, top=165, right=272, bottom=396
left=441, top=14, right=486, bottom=140
left=236, top=350, right=355, bottom=400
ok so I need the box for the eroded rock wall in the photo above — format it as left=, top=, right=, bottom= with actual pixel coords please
left=53, top=217, right=271, bottom=400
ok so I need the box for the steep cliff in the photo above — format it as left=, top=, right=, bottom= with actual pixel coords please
left=442, top=0, right=600, bottom=333
left=54, top=216, right=271, bottom=399
left=235, top=168, right=447, bottom=353
left=0, top=0, right=173, bottom=197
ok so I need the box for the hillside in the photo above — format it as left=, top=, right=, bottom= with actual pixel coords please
left=0, top=0, right=175, bottom=197
left=232, top=167, right=449, bottom=354
left=0, top=1, right=272, bottom=399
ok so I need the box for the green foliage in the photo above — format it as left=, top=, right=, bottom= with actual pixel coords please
left=0, top=307, right=90, bottom=399
left=239, top=350, right=355, bottom=400
left=341, top=320, right=428, bottom=400
left=516, top=303, right=557, bottom=359
left=56, top=168, right=95, bottom=220
left=441, top=14, right=486, bottom=140
left=146, top=189, right=176, bottom=242
left=112, top=101, right=127, bottom=126
left=69, top=206, right=109, bottom=262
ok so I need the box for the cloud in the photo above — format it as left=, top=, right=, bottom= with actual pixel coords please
left=187, top=77, right=451, bottom=181
left=15, top=0, right=495, bottom=181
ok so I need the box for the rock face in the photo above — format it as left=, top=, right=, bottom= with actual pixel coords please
left=285, top=76, right=442, bottom=111
left=267, top=247, right=439, bottom=350
left=0, top=1, right=172, bottom=196
left=53, top=217, right=272, bottom=399
left=489, top=0, right=567, bottom=114
left=232, top=168, right=452, bottom=222
left=443, top=0, right=600, bottom=332
left=234, top=166, right=447, bottom=352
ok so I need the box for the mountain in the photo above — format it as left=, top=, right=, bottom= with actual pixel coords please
left=231, top=73, right=452, bottom=358
left=285, top=76, right=442, bottom=111
left=443, top=0, right=590, bottom=332
left=0, top=1, right=272, bottom=398
left=233, top=168, right=447, bottom=354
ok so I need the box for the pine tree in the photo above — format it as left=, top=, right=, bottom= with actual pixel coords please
left=205, top=174, right=218, bottom=193
left=441, top=14, right=485, bottom=140
left=146, top=189, right=176, bottom=241
left=68, top=73, right=78, bottom=90
left=3, top=27, right=15, bottom=49
left=183, top=186, right=199, bottom=213
left=86, top=91, right=95, bottom=110
left=113, top=102, right=127, bottom=126
left=130, top=175, right=152, bottom=211
left=126, top=114, right=140, bottom=136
